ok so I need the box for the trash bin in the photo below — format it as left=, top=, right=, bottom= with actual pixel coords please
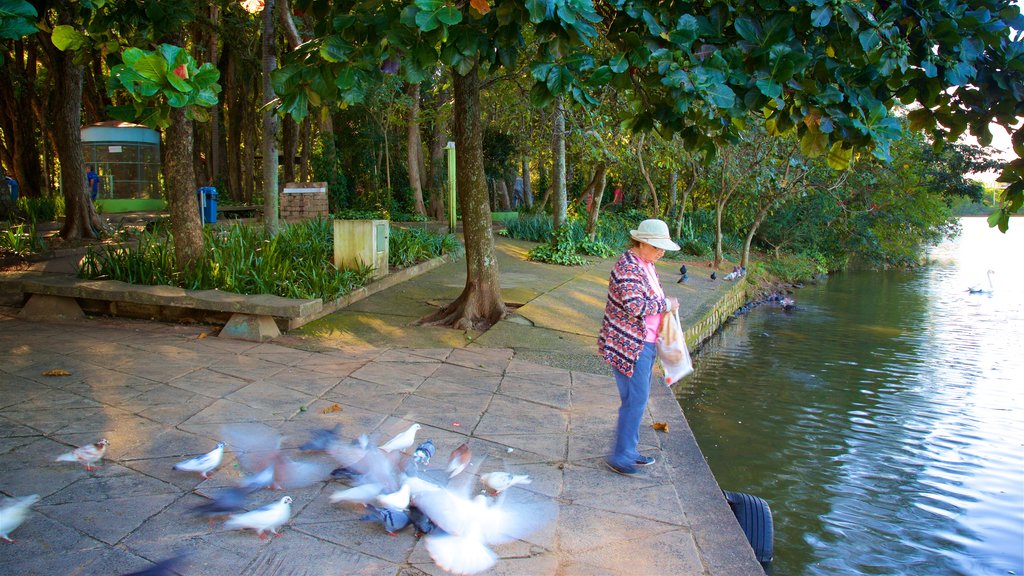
left=197, top=186, right=218, bottom=224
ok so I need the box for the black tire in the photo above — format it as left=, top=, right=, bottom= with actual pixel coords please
left=724, top=490, right=774, bottom=565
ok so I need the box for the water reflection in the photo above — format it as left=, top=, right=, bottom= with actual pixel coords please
left=676, top=218, right=1024, bottom=575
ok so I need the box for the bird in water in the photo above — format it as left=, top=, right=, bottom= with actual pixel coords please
left=967, top=269, right=995, bottom=294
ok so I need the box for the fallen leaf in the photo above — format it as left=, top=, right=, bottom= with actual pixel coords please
left=321, top=403, right=342, bottom=414
left=197, top=332, right=208, bottom=339
left=652, top=422, right=669, bottom=433
left=43, top=369, right=72, bottom=377
left=299, top=405, right=308, bottom=412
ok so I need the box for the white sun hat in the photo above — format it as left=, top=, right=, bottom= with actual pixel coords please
left=630, top=219, right=681, bottom=251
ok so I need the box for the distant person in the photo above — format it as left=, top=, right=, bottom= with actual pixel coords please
left=598, top=218, right=680, bottom=476
left=612, top=186, right=623, bottom=205
left=86, top=165, right=100, bottom=201
left=3, top=171, right=16, bottom=202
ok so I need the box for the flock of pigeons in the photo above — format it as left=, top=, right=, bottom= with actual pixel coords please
left=2, top=422, right=551, bottom=575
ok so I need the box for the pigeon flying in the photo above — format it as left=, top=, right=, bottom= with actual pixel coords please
left=299, top=424, right=342, bottom=452
left=0, top=494, right=40, bottom=543
left=224, top=496, right=293, bottom=539
left=379, top=423, right=421, bottom=453
left=479, top=472, right=532, bottom=495
left=55, top=438, right=109, bottom=471
left=173, top=442, right=224, bottom=479
left=446, top=442, right=471, bottom=479
left=191, top=487, right=248, bottom=520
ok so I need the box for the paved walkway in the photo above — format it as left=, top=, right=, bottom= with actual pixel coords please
left=0, top=237, right=763, bottom=575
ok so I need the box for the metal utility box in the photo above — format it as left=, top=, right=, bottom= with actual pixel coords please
left=333, top=219, right=389, bottom=280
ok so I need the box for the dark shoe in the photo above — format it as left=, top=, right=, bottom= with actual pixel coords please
left=635, top=455, right=656, bottom=467
left=606, top=461, right=640, bottom=476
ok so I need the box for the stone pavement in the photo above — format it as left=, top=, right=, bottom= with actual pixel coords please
left=0, top=236, right=763, bottom=575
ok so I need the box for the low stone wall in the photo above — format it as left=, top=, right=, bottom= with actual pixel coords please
left=684, top=280, right=749, bottom=349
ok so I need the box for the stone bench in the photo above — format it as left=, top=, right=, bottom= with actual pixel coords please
left=3, top=274, right=321, bottom=342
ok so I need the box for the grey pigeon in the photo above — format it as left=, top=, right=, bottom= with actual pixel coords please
left=408, top=504, right=437, bottom=536
left=710, top=271, right=717, bottom=280
left=0, top=494, right=39, bottom=542
left=121, top=552, right=190, bottom=575
left=412, top=439, right=436, bottom=465
left=361, top=505, right=411, bottom=535
left=191, top=487, right=248, bottom=519
left=238, top=464, right=275, bottom=492
left=300, top=424, right=342, bottom=451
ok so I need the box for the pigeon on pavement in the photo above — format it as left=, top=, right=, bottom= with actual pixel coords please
left=220, top=424, right=328, bottom=490
left=0, top=494, right=40, bottom=542
left=173, top=442, right=224, bottom=479
left=224, top=496, right=293, bottom=539
left=379, top=423, right=421, bottom=453
left=55, top=439, right=109, bottom=471
left=479, top=472, right=532, bottom=495
left=412, top=439, right=436, bottom=465
left=361, top=505, right=412, bottom=535
left=238, top=464, right=275, bottom=492
left=374, top=482, right=411, bottom=511
left=330, top=483, right=384, bottom=506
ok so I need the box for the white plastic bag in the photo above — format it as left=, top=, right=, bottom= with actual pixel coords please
left=656, top=308, right=693, bottom=386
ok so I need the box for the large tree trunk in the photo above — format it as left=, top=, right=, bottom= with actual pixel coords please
left=51, top=45, right=102, bottom=240
left=282, top=115, right=297, bottom=184
left=416, top=63, right=504, bottom=330
left=673, top=161, right=697, bottom=238
left=406, top=82, right=426, bottom=216
left=0, top=41, right=45, bottom=198
left=427, top=88, right=447, bottom=221
left=261, top=0, right=280, bottom=232
left=165, top=107, right=204, bottom=269
left=552, top=98, right=567, bottom=228
left=225, top=47, right=244, bottom=201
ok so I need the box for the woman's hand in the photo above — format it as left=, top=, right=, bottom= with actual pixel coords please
left=665, top=296, right=679, bottom=312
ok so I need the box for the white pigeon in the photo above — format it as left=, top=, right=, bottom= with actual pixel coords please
left=415, top=489, right=555, bottom=575
left=329, top=483, right=384, bottom=506
left=173, top=442, right=224, bottom=479
left=55, top=438, right=109, bottom=471
left=0, top=494, right=40, bottom=542
left=374, top=482, right=411, bottom=511
left=379, top=423, right=421, bottom=453
left=479, top=472, right=532, bottom=495
left=224, top=496, right=292, bottom=539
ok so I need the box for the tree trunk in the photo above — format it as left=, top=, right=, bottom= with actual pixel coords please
left=552, top=97, right=567, bottom=228
left=496, top=179, right=511, bottom=211
left=521, top=157, right=533, bottom=208
left=674, top=161, right=697, bottom=238
left=261, top=0, right=280, bottom=232
left=416, top=63, right=504, bottom=330
left=52, top=47, right=102, bottom=240
left=165, top=106, right=204, bottom=269
left=300, top=117, right=311, bottom=181
left=427, top=89, right=447, bottom=220
left=714, top=197, right=725, bottom=269
left=0, top=43, right=44, bottom=198
left=406, top=82, right=426, bottom=216
left=585, top=161, right=608, bottom=240
left=282, top=115, right=297, bottom=184
left=636, top=133, right=660, bottom=216
left=208, top=4, right=221, bottom=187
left=225, top=47, right=244, bottom=200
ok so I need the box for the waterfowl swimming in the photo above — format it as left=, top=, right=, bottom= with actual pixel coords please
left=967, top=270, right=994, bottom=294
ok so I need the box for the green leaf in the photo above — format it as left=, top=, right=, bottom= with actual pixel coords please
left=133, top=54, right=168, bottom=82
left=945, top=62, right=976, bottom=85
left=159, top=44, right=185, bottom=68
left=734, top=17, right=761, bottom=44
left=756, top=77, right=783, bottom=99
left=436, top=6, right=461, bottom=25
left=164, top=89, right=188, bottom=108
left=704, top=82, right=735, bottom=108
left=609, top=53, right=628, bottom=73
left=529, top=82, right=555, bottom=108
left=827, top=141, right=852, bottom=170
left=320, top=36, right=353, bottom=62
left=810, top=6, right=832, bottom=27
left=531, top=62, right=553, bottom=82
left=194, top=88, right=218, bottom=107
left=906, top=107, right=933, bottom=131
left=548, top=64, right=573, bottom=93
left=858, top=29, right=880, bottom=52
left=588, top=65, right=613, bottom=86
left=52, top=25, right=86, bottom=51
left=801, top=128, right=828, bottom=156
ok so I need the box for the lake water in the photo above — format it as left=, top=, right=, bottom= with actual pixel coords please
left=675, top=217, right=1024, bottom=575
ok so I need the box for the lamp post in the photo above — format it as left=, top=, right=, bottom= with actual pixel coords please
left=446, top=141, right=456, bottom=234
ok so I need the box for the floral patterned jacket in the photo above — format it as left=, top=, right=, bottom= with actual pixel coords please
left=598, top=249, right=669, bottom=377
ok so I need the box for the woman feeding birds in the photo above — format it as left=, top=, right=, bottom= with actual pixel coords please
left=598, top=219, right=680, bottom=476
